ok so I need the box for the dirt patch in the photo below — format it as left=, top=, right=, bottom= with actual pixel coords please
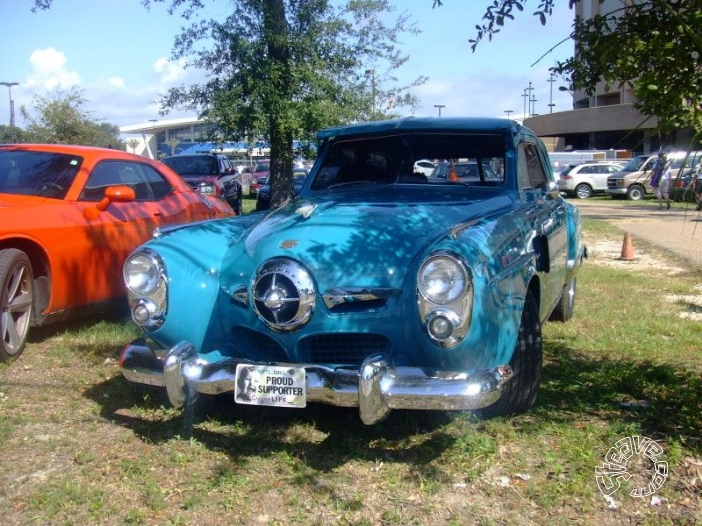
left=586, top=236, right=702, bottom=320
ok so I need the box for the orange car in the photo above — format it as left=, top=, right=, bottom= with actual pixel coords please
left=0, top=144, right=235, bottom=361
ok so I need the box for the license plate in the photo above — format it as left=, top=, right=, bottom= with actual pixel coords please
left=234, top=364, right=306, bottom=408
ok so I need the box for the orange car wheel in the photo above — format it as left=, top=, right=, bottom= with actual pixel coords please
left=0, top=249, right=34, bottom=362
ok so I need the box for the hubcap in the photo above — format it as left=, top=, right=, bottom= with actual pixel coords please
left=2, top=263, right=33, bottom=355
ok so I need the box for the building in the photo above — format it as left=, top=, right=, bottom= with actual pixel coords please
left=525, top=0, right=694, bottom=155
left=119, top=116, right=270, bottom=162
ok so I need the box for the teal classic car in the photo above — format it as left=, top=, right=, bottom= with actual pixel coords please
left=120, top=117, right=586, bottom=425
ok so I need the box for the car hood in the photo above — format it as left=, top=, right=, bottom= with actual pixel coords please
left=222, top=187, right=513, bottom=289
left=0, top=194, right=64, bottom=211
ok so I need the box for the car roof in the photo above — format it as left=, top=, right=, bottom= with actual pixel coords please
left=316, top=117, right=525, bottom=140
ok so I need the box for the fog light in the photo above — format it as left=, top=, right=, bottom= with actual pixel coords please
left=132, top=303, right=152, bottom=326
left=425, top=308, right=461, bottom=342
left=429, top=315, right=453, bottom=340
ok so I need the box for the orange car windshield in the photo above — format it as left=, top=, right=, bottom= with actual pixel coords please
left=0, top=150, right=83, bottom=199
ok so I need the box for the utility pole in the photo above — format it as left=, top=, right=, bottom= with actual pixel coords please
left=1, top=81, right=19, bottom=143
left=365, top=69, right=376, bottom=120
left=504, top=110, right=514, bottom=119
left=434, top=104, right=445, bottom=117
left=548, top=73, right=556, bottom=113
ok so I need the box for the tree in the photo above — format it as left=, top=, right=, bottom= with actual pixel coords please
left=19, top=87, right=124, bottom=148
left=150, top=0, right=425, bottom=208
left=444, top=0, right=702, bottom=143
left=126, top=138, right=141, bottom=153
left=0, top=125, right=24, bottom=144
left=31, top=0, right=425, bottom=207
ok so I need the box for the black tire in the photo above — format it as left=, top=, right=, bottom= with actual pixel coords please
left=480, top=291, right=542, bottom=418
left=626, top=184, right=646, bottom=201
left=574, top=184, right=593, bottom=199
left=0, top=249, right=34, bottom=362
left=549, top=278, right=576, bottom=322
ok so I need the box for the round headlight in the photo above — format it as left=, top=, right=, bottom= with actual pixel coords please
left=418, top=255, right=468, bottom=304
left=124, top=251, right=163, bottom=295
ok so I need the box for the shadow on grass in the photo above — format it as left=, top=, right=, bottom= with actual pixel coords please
left=84, top=374, right=459, bottom=477
left=82, top=341, right=702, bottom=474
left=539, top=341, right=702, bottom=452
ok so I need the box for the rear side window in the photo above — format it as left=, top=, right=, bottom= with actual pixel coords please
left=0, top=150, right=82, bottom=199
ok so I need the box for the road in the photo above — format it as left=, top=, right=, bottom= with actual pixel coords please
left=573, top=199, right=702, bottom=268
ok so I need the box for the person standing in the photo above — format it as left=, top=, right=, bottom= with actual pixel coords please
left=655, top=155, right=673, bottom=210
left=695, top=166, right=702, bottom=210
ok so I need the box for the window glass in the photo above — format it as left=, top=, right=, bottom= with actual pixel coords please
left=518, top=142, right=547, bottom=190
left=311, top=132, right=505, bottom=190
left=0, top=150, right=82, bottom=199
left=80, top=160, right=173, bottom=201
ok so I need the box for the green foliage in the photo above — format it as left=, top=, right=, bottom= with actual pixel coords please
left=0, top=124, right=24, bottom=144
left=148, top=0, right=426, bottom=207
left=19, top=87, right=124, bottom=148
left=465, top=0, right=702, bottom=138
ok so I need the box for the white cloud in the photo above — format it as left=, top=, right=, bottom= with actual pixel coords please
left=107, top=77, right=125, bottom=89
left=26, top=47, right=82, bottom=90
left=153, top=57, right=188, bottom=85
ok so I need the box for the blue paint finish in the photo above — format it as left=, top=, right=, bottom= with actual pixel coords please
left=125, top=117, right=584, bottom=379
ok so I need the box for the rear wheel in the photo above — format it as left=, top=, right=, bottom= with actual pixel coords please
left=549, top=278, right=576, bottom=322
left=0, top=249, right=34, bottom=362
left=627, top=184, right=646, bottom=201
left=574, top=183, right=593, bottom=199
left=480, top=291, right=542, bottom=417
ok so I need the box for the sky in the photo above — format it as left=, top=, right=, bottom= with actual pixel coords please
left=0, top=0, right=576, bottom=133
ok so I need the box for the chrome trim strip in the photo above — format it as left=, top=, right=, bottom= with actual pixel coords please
left=322, top=287, right=400, bottom=309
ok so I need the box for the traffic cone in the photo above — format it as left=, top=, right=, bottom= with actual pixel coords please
left=619, top=232, right=634, bottom=261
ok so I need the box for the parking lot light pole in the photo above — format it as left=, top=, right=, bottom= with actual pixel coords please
left=1, top=81, right=19, bottom=143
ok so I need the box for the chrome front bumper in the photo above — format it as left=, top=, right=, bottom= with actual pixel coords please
left=120, top=339, right=513, bottom=425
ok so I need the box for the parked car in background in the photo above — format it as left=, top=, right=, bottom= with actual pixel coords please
left=670, top=168, right=699, bottom=202
left=428, top=159, right=502, bottom=182
left=0, top=144, right=234, bottom=362
left=413, top=159, right=436, bottom=177
left=119, top=117, right=586, bottom=426
left=162, top=153, right=242, bottom=214
left=255, top=169, right=309, bottom=211
left=606, top=151, right=702, bottom=200
left=249, top=160, right=271, bottom=198
left=557, top=161, right=624, bottom=199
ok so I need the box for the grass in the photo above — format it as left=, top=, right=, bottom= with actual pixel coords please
left=0, top=219, right=700, bottom=525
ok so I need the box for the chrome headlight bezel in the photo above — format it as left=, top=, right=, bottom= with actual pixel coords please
left=417, top=251, right=473, bottom=348
left=124, top=248, right=167, bottom=329
left=418, top=254, right=470, bottom=304
left=124, top=249, right=165, bottom=296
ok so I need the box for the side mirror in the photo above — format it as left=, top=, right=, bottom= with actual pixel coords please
left=84, top=185, right=137, bottom=219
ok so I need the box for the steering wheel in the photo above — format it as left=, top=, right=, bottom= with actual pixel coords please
left=41, top=182, right=65, bottom=195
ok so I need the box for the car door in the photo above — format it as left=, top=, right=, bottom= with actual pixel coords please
left=518, top=141, right=568, bottom=319
left=71, top=159, right=214, bottom=304
left=591, top=164, right=612, bottom=192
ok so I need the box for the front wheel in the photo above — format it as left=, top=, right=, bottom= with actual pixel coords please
left=0, top=249, right=34, bottom=362
left=627, top=184, right=646, bottom=201
left=479, top=291, right=542, bottom=417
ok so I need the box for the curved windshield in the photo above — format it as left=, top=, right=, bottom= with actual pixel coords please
left=163, top=155, right=218, bottom=176
left=621, top=156, right=649, bottom=172
left=310, top=132, right=505, bottom=191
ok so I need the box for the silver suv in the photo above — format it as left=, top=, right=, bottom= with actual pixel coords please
left=557, top=161, right=623, bottom=199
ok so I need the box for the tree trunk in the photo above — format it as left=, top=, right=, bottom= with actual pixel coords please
left=263, top=0, right=294, bottom=209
